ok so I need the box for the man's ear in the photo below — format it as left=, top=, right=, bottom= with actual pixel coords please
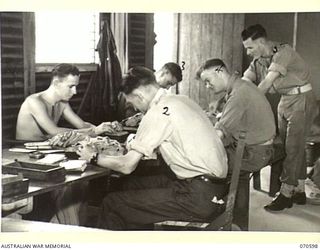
left=51, top=78, right=60, bottom=86
left=132, top=88, right=145, bottom=101
left=163, top=68, right=170, bottom=76
left=258, top=37, right=267, bottom=45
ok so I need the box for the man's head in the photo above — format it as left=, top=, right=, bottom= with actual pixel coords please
left=156, top=62, right=182, bottom=89
left=51, top=63, right=80, bottom=101
left=196, top=58, right=228, bottom=94
left=241, top=24, right=268, bottom=59
left=121, top=66, right=159, bottom=113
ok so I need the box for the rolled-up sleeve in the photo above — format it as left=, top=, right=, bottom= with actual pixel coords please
left=215, top=90, right=246, bottom=142
left=269, top=46, right=292, bottom=76
left=130, top=105, right=173, bottom=159
left=243, top=61, right=257, bottom=83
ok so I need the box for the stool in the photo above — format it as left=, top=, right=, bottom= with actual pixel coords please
left=252, top=140, right=285, bottom=197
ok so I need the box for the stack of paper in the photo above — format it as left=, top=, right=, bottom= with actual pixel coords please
left=24, top=141, right=52, bottom=150
left=59, top=160, right=87, bottom=172
left=36, top=154, right=66, bottom=165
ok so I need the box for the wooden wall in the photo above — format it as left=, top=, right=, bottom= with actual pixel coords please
left=1, top=12, right=25, bottom=140
left=174, top=13, right=245, bottom=109
left=296, top=13, right=320, bottom=100
left=128, top=13, right=154, bottom=69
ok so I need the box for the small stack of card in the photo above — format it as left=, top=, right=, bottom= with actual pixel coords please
left=36, top=154, right=66, bottom=165
left=59, top=160, right=87, bottom=172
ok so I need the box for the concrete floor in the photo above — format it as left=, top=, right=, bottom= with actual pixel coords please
left=249, top=166, right=320, bottom=232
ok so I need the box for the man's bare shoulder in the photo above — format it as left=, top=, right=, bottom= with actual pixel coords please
left=22, top=92, right=47, bottom=110
left=25, top=92, right=43, bottom=102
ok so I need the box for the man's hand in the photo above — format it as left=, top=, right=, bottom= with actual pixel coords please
left=94, top=122, right=115, bottom=135
left=215, top=129, right=224, bottom=139
left=94, top=121, right=124, bottom=135
left=76, top=140, right=97, bottom=162
left=258, top=81, right=272, bottom=94
left=83, top=122, right=96, bottom=129
left=49, top=130, right=87, bottom=147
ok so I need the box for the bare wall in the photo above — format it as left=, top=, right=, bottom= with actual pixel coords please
left=175, top=13, right=245, bottom=110
left=296, top=13, right=320, bottom=100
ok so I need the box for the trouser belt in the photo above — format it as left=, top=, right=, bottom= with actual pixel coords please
left=284, top=83, right=312, bottom=95
left=185, top=175, right=228, bottom=184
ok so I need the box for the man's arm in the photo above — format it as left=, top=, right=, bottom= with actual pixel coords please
left=96, top=150, right=143, bottom=174
left=28, top=97, right=73, bottom=136
left=242, top=63, right=257, bottom=83
left=242, top=70, right=256, bottom=83
left=257, top=71, right=280, bottom=94
left=214, top=92, right=246, bottom=143
left=77, top=144, right=143, bottom=174
left=62, top=103, right=93, bottom=129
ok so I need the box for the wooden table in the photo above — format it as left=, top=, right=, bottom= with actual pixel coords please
left=1, top=149, right=111, bottom=205
left=2, top=217, right=106, bottom=232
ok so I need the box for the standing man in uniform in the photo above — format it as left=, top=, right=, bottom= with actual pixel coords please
left=241, top=24, right=318, bottom=211
left=76, top=66, right=228, bottom=230
left=197, top=58, right=275, bottom=229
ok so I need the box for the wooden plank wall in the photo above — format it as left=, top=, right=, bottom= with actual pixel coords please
left=128, top=13, right=154, bottom=69
left=296, top=13, right=320, bottom=100
left=1, top=12, right=25, bottom=140
left=175, top=13, right=245, bottom=110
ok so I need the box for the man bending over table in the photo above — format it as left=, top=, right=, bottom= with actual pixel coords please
left=77, top=66, right=228, bottom=230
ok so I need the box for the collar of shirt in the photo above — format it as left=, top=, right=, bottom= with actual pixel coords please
left=148, top=88, right=168, bottom=110
left=256, top=41, right=282, bottom=67
left=226, top=73, right=240, bottom=95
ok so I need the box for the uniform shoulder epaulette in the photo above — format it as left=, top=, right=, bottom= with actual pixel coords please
left=273, top=43, right=288, bottom=53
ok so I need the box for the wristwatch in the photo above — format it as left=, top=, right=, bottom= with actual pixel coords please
left=90, top=152, right=99, bottom=165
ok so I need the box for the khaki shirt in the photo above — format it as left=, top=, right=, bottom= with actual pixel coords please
left=215, top=75, right=276, bottom=145
left=130, top=88, right=228, bottom=179
left=244, top=42, right=311, bottom=94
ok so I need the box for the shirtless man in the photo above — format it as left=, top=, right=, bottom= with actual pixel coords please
left=16, top=63, right=95, bottom=141
left=16, top=63, right=102, bottom=225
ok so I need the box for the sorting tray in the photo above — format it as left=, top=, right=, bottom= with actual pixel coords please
left=102, top=131, right=129, bottom=143
left=2, top=177, right=29, bottom=197
left=2, top=161, right=66, bottom=183
left=122, top=126, right=138, bottom=132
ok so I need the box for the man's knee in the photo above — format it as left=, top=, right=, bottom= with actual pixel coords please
left=98, top=193, right=126, bottom=230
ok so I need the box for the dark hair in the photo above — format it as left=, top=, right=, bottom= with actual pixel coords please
left=241, top=24, right=267, bottom=41
left=120, top=66, right=156, bottom=94
left=52, top=63, right=80, bottom=80
left=163, top=62, right=182, bottom=82
left=196, top=58, right=226, bottom=79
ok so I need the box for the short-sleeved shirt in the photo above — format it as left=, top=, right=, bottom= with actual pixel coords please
left=130, top=88, right=228, bottom=179
left=243, top=42, right=311, bottom=94
left=215, top=75, right=276, bottom=145
left=16, top=92, right=68, bottom=141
